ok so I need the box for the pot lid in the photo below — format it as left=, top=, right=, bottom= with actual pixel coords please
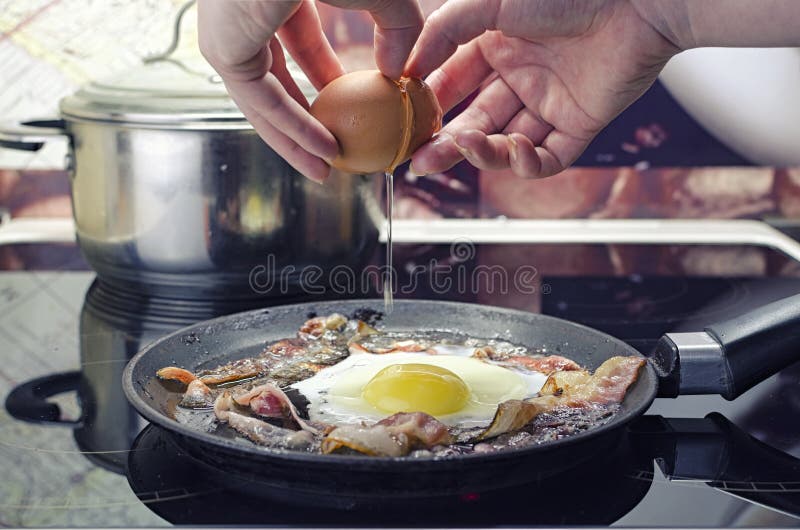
left=59, top=0, right=315, bottom=129
left=59, top=57, right=245, bottom=127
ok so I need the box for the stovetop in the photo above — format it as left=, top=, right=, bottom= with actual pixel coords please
left=1, top=241, right=800, bottom=527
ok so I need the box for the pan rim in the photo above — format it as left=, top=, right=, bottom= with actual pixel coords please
left=122, top=298, right=658, bottom=468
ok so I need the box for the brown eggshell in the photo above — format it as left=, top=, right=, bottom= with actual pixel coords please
left=310, top=70, right=442, bottom=174
left=399, top=76, right=443, bottom=165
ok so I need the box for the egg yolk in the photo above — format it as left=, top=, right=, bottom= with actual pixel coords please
left=362, top=363, right=469, bottom=416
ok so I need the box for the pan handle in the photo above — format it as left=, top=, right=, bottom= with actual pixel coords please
left=630, top=413, right=800, bottom=519
left=649, top=293, right=800, bottom=399
left=0, top=119, right=67, bottom=151
left=4, top=371, right=83, bottom=426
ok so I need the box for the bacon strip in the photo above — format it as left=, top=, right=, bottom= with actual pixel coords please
left=196, top=357, right=271, bottom=385
left=213, top=392, right=313, bottom=450
left=471, top=348, right=581, bottom=373
left=503, top=355, right=582, bottom=373
left=561, top=355, right=646, bottom=406
left=299, top=313, right=347, bottom=338
left=233, top=383, right=329, bottom=436
left=181, top=379, right=215, bottom=408
left=474, top=356, right=645, bottom=442
left=156, top=367, right=215, bottom=408
left=322, top=412, right=453, bottom=456
left=377, top=412, right=454, bottom=447
left=156, top=367, right=196, bottom=385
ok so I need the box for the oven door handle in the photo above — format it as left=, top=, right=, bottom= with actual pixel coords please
left=5, top=371, right=83, bottom=427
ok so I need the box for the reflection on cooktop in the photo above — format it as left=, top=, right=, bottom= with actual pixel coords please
left=4, top=241, right=800, bottom=527
left=126, top=413, right=800, bottom=526
left=127, top=423, right=651, bottom=526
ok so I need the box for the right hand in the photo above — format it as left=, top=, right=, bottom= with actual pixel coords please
left=405, top=0, right=681, bottom=179
left=198, top=0, right=424, bottom=183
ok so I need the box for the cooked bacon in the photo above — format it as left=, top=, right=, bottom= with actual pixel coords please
left=348, top=342, right=370, bottom=355
left=539, top=370, right=591, bottom=396
left=322, top=425, right=405, bottom=457
left=180, top=379, right=215, bottom=408
left=471, top=348, right=581, bottom=373
left=323, top=412, right=453, bottom=456
left=560, top=355, right=646, bottom=406
left=378, top=340, right=430, bottom=353
left=472, top=346, right=492, bottom=359
left=213, top=392, right=314, bottom=450
left=354, top=320, right=379, bottom=337
left=474, top=356, right=645, bottom=442
left=503, top=355, right=582, bottom=373
left=263, top=339, right=308, bottom=359
left=233, top=383, right=329, bottom=436
left=474, top=399, right=555, bottom=441
left=350, top=339, right=433, bottom=355
left=299, top=313, right=347, bottom=338
left=377, top=412, right=454, bottom=447
left=156, top=367, right=197, bottom=385
left=196, top=357, right=271, bottom=385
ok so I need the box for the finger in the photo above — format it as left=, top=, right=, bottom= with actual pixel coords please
left=197, top=0, right=300, bottom=78
left=323, top=0, right=424, bottom=79
left=406, top=0, right=500, bottom=78
left=410, top=77, right=521, bottom=174
left=424, top=40, right=492, bottom=113
left=503, top=109, right=553, bottom=146
left=409, top=133, right=462, bottom=175
left=231, top=94, right=331, bottom=183
left=279, top=1, right=345, bottom=91
left=535, top=130, right=593, bottom=178
left=507, top=133, right=542, bottom=178
left=269, top=39, right=308, bottom=109
left=224, top=73, right=339, bottom=162
left=453, top=130, right=510, bottom=170
left=438, top=76, right=522, bottom=141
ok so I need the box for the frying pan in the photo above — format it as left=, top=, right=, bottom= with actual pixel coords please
left=123, top=296, right=800, bottom=497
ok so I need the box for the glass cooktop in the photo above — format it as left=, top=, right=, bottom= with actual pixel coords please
left=1, top=241, right=799, bottom=527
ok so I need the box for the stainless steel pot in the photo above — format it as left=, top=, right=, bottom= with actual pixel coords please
left=0, top=6, right=380, bottom=299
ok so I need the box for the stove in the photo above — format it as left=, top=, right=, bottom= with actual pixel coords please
left=1, top=237, right=800, bottom=527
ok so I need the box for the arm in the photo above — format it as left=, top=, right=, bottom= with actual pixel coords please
left=405, top=0, right=800, bottom=179
left=633, top=0, right=800, bottom=49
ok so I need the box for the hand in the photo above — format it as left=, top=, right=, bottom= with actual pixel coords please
left=405, top=0, right=681, bottom=179
left=198, top=0, right=424, bottom=183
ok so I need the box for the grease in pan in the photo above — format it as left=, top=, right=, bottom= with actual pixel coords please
left=156, top=313, right=645, bottom=457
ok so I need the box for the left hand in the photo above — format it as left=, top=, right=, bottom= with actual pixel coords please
left=198, top=0, right=424, bottom=183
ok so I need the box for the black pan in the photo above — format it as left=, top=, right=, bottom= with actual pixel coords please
left=122, top=296, right=800, bottom=498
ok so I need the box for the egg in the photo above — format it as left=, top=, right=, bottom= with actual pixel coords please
left=309, top=70, right=443, bottom=173
left=290, top=352, right=547, bottom=428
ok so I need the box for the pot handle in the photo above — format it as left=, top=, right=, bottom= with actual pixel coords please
left=0, top=119, right=67, bottom=151
left=4, top=371, right=83, bottom=426
left=649, top=293, right=800, bottom=399
left=630, top=414, right=800, bottom=518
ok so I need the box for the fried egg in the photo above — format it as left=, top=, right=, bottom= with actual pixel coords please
left=290, top=351, right=548, bottom=428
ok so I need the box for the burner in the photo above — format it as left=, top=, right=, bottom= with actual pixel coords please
left=126, top=412, right=800, bottom=526
left=126, top=424, right=651, bottom=526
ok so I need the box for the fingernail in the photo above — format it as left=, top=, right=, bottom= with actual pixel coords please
left=507, top=136, right=519, bottom=163
left=408, top=162, right=425, bottom=177
left=431, top=133, right=453, bottom=147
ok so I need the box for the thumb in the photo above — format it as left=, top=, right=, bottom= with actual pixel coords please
left=321, top=0, right=424, bottom=79
left=405, top=0, right=500, bottom=78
